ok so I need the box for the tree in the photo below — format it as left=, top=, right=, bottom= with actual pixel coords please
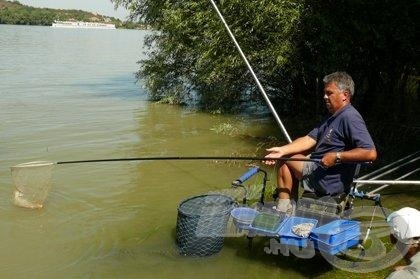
left=113, top=0, right=304, bottom=111
left=294, top=0, right=419, bottom=122
left=114, top=0, right=418, bottom=123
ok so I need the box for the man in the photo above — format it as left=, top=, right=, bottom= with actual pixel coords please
left=264, top=71, right=377, bottom=214
left=387, top=207, right=420, bottom=279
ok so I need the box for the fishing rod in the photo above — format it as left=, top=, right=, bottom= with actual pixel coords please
left=56, top=156, right=319, bottom=165
left=208, top=0, right=292, bottom=143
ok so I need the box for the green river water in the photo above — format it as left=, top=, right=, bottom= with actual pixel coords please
left=0, top=25, right=303, bottom=278
left=0, top=25, right=418, bottom=279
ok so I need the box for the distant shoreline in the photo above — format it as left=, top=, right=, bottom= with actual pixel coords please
left=0, top=0, right=148, bottom=30
left=0, top=23, right=151, bottom=31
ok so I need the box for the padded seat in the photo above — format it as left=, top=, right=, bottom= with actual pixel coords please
left=296, top=164, right=361, bottom=219
left=298, top=191, right=352, bottom=215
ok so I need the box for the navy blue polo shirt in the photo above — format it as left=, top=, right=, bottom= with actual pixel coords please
left=306, top=104, right=375, bottom=195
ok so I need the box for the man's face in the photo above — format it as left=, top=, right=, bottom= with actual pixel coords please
left=323, top=82, right=349, bottom=114
left=390, top=233, right=418, bottom=261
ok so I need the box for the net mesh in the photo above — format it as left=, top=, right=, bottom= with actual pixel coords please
left=176, top=194, right=235, bottom=256
left=11, top=161, right=54, bottom=209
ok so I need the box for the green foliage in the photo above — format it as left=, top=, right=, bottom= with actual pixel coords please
left=114, top=0, right=418, bottom=125
left=115, top=0, right=304, bottom=111
left=0, top=0, right=145, bottom=29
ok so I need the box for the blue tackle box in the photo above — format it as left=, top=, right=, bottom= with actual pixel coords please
left=310, top=220, right=361, bottom=255
left=309, top=220, right=360, bottom=243
left=277, top=216, right=318, bottom=248
left=312, top=235, right=360, bottom=255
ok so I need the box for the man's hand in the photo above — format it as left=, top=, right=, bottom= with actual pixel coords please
left=321, top=152, right=337, bottom=168
left=263, top=136, right=316, bottom=166
left=264, top=147, right=285, bottom=165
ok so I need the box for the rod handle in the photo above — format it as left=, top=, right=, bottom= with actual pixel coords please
left=232, top=167, right=260, bottom=186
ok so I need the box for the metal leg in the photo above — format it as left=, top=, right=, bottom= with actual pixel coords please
left=247, top=236, right=253, bottom=250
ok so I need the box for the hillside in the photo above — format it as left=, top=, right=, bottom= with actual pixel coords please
left=0, top=0, right=145, bottom=29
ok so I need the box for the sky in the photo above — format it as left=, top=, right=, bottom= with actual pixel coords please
left=18, top=0, right=130, bottom=20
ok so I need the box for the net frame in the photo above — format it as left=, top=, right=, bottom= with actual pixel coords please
left=11, top=161, right=55, bottom=209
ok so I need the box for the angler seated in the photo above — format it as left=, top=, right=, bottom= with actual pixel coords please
left=264, top=72, right=377, bottom=215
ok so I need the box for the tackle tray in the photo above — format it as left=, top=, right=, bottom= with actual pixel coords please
left=309, top=220, right=360, bottom=244
left=277, top=216, right=318, bottom=248
left=312, top=235, right=360, bottom=255
left=230, top=207, right=259, bottom=230
left=249, top=212, right=287, bottom=235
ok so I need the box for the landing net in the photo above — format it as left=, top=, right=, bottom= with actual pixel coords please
left=11, top=161, right=55, bottom=209
left=176, top=194, right=235, bottom=256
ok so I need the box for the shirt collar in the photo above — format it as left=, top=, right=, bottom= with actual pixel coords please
left=332, top=103, right=352, bottom=118
left=411, top=252, right=420, bottom=264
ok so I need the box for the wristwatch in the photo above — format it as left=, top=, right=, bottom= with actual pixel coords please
left=335, top=152, right=342, bottom=164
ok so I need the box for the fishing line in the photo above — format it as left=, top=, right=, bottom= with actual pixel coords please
left=161, top=160, right=216, bottom=191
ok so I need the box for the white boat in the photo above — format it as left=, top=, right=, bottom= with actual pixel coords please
left=51, top=20, right=116, bottom=30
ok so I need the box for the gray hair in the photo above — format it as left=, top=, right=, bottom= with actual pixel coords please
left=323, top=71, right=355, bottom=97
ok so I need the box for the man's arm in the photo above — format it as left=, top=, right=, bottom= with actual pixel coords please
left=264, top=135, right=317, bottom=164
left=322, top=148, right=377, bottom=168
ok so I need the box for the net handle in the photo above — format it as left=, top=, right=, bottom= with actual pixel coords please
left=11, top=161, right=55, bottom=168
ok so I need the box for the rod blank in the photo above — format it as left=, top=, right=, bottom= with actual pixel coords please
left=56, top=156, right=321, bottom=165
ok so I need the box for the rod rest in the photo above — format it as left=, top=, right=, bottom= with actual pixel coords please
left=349, top=188, right=381, bottom=203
